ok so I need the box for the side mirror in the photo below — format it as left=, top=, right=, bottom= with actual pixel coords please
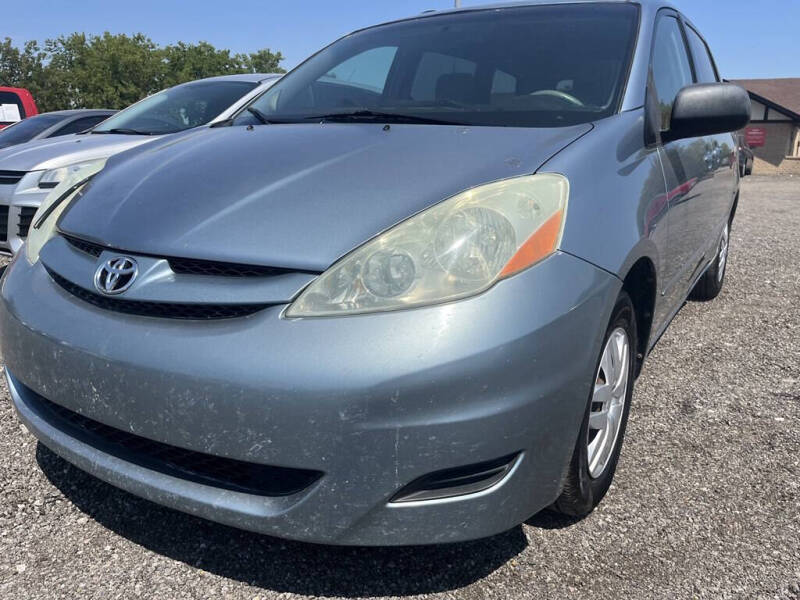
left=662, top=83, right=751, bottom=143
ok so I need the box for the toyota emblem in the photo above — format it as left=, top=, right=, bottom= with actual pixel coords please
left=94, top=256, right=138, bottom=295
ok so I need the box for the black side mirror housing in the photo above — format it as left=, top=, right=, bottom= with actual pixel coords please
left=662, top=83, right=751, bottom=143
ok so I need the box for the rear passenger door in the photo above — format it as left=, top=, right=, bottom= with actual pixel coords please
left=650, top=11, right=711, bottom=308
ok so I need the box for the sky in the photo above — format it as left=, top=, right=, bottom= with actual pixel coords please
left=3, top=0, right=797, bottom=80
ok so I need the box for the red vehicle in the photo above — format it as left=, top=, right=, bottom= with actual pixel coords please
left=0, top=87, right=38, bottom=129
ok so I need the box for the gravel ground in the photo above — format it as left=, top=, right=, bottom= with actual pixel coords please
left=0, top=176, right=798, bottom=600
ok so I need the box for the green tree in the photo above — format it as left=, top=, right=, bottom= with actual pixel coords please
left=1, top=33, right=285, bottom=112
left=161, top=41, right=240, bottom=88
left=39, top=33, right=164, bottom=110
left=0, top=38, right=46, bottom=90
left=238, top=48, right=285, bottom=74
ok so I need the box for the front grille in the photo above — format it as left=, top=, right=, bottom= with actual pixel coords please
left=0, top=205, right=8, bottom=242
left=167, top=257, right=293, bottom=278
left=63, top=234, right=104, bottom=257
left=18, top=206, right=37, bottom=239
left=63, top=234, right=300, bottom=278
left=0, top=170, right=25, bottom=185
left=46, top=268, right=271, bottom=320
left=21, top=381, right=322, bottom=497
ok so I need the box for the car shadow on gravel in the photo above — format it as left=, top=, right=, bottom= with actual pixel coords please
left=36, top=443, right=528, bottom=597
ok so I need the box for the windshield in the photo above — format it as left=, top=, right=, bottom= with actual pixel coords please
left=245, top=4, right=639, bottom=128
left=93, top=80, right=258, bottom=135
left=0, top=113, right=64, bottom=148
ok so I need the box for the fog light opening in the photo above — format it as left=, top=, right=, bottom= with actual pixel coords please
left=390, top=452, right=521, bottom=504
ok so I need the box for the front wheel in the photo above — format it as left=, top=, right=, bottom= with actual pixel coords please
left=550, top=291, right=637, bottom=517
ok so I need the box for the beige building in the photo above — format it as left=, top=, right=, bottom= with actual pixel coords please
left=732, top=78, right=800, bottom=175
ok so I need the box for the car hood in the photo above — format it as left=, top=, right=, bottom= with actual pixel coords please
left=0, top=132, right=159, bottom=171
left=60, top=122, right=592, bottom=272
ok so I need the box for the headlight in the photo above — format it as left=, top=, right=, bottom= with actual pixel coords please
left=37, top=160, right=105, bottom=189
left=26, top=159, right=107, bottom=264
left=286, top=173, right=568, bottom=317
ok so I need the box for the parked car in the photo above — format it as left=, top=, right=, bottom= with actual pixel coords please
left=1, top=0, right=749, bottom=546
left=0, top=74, right=281, bottom=254
left=737, top=134, right=754, bottom=176
left=0, top=86, right=38, bottom=129
left=0, top=110, right=116, bottom=151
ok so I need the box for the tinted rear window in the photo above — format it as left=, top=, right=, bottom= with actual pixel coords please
left=50, top=115, right=112, bottom=136
left=0, top=113, right=64, bottom=147
left=248, top=4, right=640, bottom=128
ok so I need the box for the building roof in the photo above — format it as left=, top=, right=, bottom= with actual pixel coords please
left=732, top=78, right=800, bottom=120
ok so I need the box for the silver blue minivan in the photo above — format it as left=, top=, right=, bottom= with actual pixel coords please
left=1, top=0, right=750, bottom=546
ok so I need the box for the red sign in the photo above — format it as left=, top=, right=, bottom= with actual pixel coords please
left=745, top=127, right=767, bottom=148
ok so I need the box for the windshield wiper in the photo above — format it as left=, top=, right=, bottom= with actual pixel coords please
left=92, top=128, right=156, bottom=135
left=304, top=110, right=468, bottom=126
left=247, top=107, right=275, bottom=125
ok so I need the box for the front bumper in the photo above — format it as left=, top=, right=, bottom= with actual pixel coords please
left=1, top=252, right=620, bottom=545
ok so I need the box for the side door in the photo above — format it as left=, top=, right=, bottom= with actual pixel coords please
left=683, top=21, right=738, bottom=260
left=650, top=11, right=709, bottom=311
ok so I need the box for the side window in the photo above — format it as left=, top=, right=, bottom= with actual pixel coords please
left=685, top=26, right=719, bottom=83
left=410, top=52, right=477, bottom=102
left=49, top=115, right=109, bottom=137
left=321, top=46, right=398, bottom=94
left=651, top=15, right=694, bottom=131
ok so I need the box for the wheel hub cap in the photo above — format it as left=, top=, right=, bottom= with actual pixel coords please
left=587, top=328, right=630, bottom=479
left=717, top=224, right=729, bottom=283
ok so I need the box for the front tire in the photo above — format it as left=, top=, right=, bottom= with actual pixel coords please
left=689, top=221, right=729, bottom=301
left=551, top=291, right=637, bottom=517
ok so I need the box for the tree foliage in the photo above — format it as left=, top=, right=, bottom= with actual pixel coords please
left=0, top=33, right=285, bottom=112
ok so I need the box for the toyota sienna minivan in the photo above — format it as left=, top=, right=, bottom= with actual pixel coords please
left=1, top=0, right=750, bottom=545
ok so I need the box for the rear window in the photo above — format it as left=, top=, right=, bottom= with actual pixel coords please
left=50, top=115, right=112, bottom=136
left=248, top=4, right=640, bottom=128
left=0, top=113, right=64, bottom=147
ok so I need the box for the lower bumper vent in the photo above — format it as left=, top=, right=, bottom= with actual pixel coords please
left=18, top=206, right=37, bottom=239
left=0, top=205, right=8, bottom=242
left=391, top=453, right=520, bottom=503
left=21, top=379, right=323, bottom=497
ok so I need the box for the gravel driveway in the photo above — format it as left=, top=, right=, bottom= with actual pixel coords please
left=1, top=176, right=798, bottom=600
